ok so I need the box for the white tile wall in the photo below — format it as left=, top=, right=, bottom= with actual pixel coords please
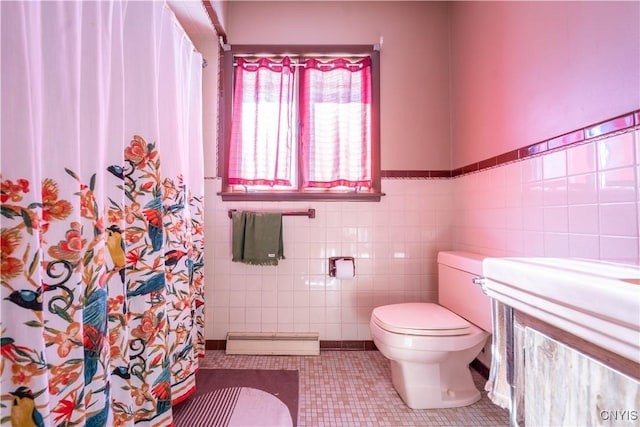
left=452, top=129, right=640, bottom=264
left=204, top=179, right=454, bottom=340
left=203, top=128, right=639, bottom=342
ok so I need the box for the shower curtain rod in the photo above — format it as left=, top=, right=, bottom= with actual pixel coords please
left=228, top=208, right=316, bottom=219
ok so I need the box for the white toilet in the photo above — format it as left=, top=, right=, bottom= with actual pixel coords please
left=370, top=251, right=492, bottom=409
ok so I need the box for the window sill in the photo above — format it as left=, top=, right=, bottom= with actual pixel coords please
left=217, top=191, right=384, bottom=202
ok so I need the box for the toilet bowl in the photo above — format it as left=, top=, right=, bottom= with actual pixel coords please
left=370, top=251, right=492, bottom=409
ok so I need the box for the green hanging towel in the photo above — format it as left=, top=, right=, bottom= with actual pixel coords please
left=232, top=211, right=285, bottom=265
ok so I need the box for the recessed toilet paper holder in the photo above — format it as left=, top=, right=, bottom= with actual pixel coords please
left=329, top=256, right=355, bottom=277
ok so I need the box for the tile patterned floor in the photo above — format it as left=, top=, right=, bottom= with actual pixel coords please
left=199, top=350, right=510, bottom=426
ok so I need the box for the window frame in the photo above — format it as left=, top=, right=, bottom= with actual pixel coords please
left=218, top=44, right=382, bottom=202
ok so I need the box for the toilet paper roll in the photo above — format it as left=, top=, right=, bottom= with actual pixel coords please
left=335, top=259, right=354, bottom=279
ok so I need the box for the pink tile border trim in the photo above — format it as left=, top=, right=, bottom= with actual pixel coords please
left=585, top=113, right=635, bottom=139
left=547, top=129, right=585, bottom=150
left=382, top=109, right=639, bottom=179
left=380, top=170, right=451, bottom=178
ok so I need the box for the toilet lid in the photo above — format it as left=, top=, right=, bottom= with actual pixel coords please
left=372, top=303, right=471, bottom=336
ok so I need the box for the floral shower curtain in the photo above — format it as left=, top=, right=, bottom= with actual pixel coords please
left=1, top=2, right=205, bottom=426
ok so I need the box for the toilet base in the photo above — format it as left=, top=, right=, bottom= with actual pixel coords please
left=389, top=358, right=482, bottom=409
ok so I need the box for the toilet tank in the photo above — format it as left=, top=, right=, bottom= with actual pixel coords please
left=437, top=251, right=492, bottom=332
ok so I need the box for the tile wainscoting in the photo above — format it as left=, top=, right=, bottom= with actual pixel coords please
left=204, top=110, right=640, bottom=342
left=452, top=111, right=639, bottom=263
left=205, top=177, right=453, bottom=341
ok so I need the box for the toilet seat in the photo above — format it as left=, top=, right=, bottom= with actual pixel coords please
left=372, top=303, right=471, bottom=336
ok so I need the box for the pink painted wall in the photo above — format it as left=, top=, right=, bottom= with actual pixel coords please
left=225, top=1, right=451, bottom=170
left=450, top=1, right=640, bottom=169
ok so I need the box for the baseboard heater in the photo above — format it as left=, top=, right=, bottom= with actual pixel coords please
left=225, top=332, right=320, bottom=356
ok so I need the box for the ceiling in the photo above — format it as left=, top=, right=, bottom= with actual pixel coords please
left=168, top=0, right=219, bottom=43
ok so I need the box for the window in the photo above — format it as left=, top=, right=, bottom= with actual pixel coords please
left=218, top=45, right=381, bottom=201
